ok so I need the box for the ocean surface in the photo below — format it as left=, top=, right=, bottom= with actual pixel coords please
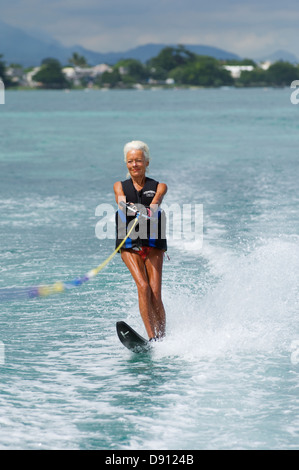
left=0, top=88, right=298, bottom=450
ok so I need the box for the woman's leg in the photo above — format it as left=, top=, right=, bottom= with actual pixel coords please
left=121, top=249, right=156, bottom=338
left=121, top=248, right=166, bottom=339
left=145, top=248, right=166, bottom=338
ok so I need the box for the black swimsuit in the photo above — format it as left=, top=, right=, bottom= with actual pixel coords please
left=115, top=177, right=167, bottom=252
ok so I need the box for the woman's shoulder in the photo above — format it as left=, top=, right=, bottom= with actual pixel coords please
left=145, top=178, right=167, bottom=192
left=157, top=182, right=167, bottom=191
left=113, top=181, right=123, bottom=193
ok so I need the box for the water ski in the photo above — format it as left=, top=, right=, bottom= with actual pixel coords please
left=116, top=321, right=151, bottom=353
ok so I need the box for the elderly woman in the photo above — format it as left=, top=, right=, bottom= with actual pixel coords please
left=114, top=141, right=167, bottom=341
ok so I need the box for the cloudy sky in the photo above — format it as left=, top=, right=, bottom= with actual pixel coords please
left=1, top=0, right=299, bottom=58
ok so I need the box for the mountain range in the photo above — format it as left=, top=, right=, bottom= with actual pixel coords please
left=0, top=20, right=298, bottom=67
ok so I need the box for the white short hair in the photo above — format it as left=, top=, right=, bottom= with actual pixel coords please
left=123, top=140, right=150, bottom=163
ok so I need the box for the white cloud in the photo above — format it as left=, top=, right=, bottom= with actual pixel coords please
left=1, top=0, right=299, bottom=57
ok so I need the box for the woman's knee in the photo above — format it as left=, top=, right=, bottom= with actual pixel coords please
left=149, top=285, right=162, bottom=304
left=136, top=279, right=151, bottom=295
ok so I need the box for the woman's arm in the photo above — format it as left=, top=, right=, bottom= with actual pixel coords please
left=113, top=181, right=126, bottom=207
left=150, top=183, right=167, bottom=208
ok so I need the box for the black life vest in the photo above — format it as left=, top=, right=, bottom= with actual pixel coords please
left=115, top=177, right=167, bottom=251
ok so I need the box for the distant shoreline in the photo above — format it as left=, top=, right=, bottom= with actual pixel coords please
left=3, top=84, right=291, bottom=91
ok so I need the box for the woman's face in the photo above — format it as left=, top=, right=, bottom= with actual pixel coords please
left=126, top=149, right=149, bottom=178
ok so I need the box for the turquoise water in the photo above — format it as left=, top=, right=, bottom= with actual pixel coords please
left=0, top=88, right=298, bottom=449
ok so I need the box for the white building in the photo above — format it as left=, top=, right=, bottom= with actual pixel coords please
left=223, top=65, right=254, bottom=79
left=62, top=67, right=77, bottom=80
left=25, top=67, right=41, bottom=87
left=259, top=61, right=272, bottom=71
left=6, top=66, right=25, bottom=85
left=91, top=64, right=113, bottom=76
left=62, top=64, right=113, bottom=85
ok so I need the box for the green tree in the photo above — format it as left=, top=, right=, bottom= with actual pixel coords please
left=237, top=68, right=269, bottom=87
left=0, top=54, right=6, bottom=82
left=223, top=58, right=257, bottom=67
left=68, top=52, right=88, bottom=67
left=98, top=68, right=122, bottom=88
left=115, top=58, right=147, bottom=84
left=33, top=58, right=69, bottom=89
left=0, top=54, right=11, bottom=87
left=266, top=61, right=299, bottom=86
left=170, top=56, right=234, bottom=87
left=237, top=61, right=299, bottom=87
left=147, top=45, right=196, bottom=80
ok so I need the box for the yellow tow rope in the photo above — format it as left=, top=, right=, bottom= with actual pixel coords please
left=0, top=216, right=139, bottom=301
